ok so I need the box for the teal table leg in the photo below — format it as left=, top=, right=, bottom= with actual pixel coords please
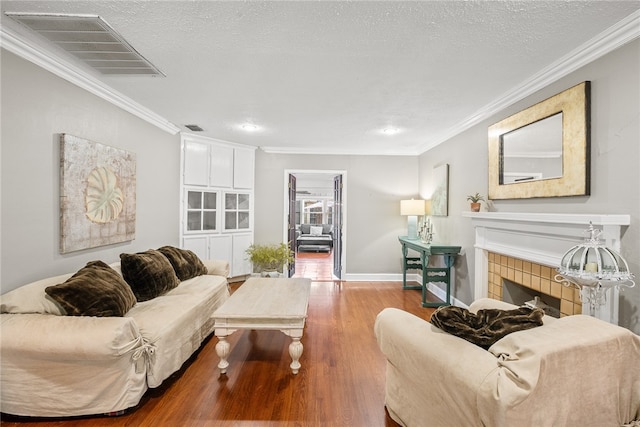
left=421, top=254, right=429, bottom=306
left=402, top=244, right=422, bottom=290
left=444, top=255, right=455, bottom=306
left=401, top=243, right=407, bottom=288
left=422, top=256, right=455, bottom=308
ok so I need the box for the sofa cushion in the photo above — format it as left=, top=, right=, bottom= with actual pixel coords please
left=430, top=305, right=544, bottom=349
left=310, top=226, right=323, bottom=236
left=299, top=224, right=332, bottom=235
left=44, top=261, right=137, bottom=317
left=120, top=250, right=180, bottom=301
left=201, top=259, right=230, bottom=277
left=1, top=273, right=74, bottom=315
left=299, top=224, right=311, bottom=234
left=125, top=274, right=230, bottom=387
left=157, top=246, right=207, bottom=281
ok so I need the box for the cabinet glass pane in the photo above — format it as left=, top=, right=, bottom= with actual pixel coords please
left=187, top=211, right=201, bottom=230
left=238, top=194, right=250, bottom=210
left=204, top=192, right=217, bottom=209
left=238, top=212, right=250, bottom=229
left=188, top=191, right=202, bottom=209
left=225, top=212, right=237, bottom=230
left=203, top=212, right=216, bottom=230
left=225, top=193, right=237, bottom=209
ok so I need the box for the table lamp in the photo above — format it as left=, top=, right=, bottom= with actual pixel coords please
left=400, top=199, right=425, bottom=239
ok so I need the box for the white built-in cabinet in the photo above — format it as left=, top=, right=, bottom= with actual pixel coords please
left=180, top=134, right=255, bottom=278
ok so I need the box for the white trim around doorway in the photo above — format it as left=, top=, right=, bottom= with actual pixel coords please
left=283, top=169, right=347, bottom=279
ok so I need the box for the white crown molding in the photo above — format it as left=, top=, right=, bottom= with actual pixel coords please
left=260, top=145, right=418, bottom=156
left=180, top=132, right=258, bottom=150
left=0, top=26, right=180, bottom=135
left=417, top=10, right=640, bottom=155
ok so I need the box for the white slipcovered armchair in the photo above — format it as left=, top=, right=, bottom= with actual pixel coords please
left=374, top=298, right=640, bottom=427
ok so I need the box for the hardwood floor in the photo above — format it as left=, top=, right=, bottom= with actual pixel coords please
left=2, top=256, right=440, bottom=427
left=292, top=250, right=335, bottom=281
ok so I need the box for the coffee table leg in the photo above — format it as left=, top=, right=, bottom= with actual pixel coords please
left=289, top=336, right=303, bottom=374
left=215, top=336, right=230, bottom=374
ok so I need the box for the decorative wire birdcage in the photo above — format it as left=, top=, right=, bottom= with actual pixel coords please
left=555, top=222, right=635, bottom=313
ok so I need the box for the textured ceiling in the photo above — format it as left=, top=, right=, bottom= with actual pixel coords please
left=2, top=1, right=639, bottom=155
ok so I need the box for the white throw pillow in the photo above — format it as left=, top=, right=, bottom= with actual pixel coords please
left=310, top=226, right=323, bottom=236
left=0, top=273, right=72, bottom=315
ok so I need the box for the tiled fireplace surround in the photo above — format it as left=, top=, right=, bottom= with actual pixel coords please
left=487, top=252, right=581, bottom=317
left=463, top=212, right=630, bottom=324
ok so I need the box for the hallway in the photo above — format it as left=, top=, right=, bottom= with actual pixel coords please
left=292, top=250, right=335, bottom=281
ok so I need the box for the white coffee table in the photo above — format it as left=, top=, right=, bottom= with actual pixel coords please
left=212, top=277, right=312, bottom=375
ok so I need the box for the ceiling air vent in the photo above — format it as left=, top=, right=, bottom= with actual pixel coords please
left=5, top=12, right=165, bottom=76
left=185, top=124, right=204, bottom=132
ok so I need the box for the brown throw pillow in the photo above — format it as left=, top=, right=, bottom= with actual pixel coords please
left=157, top=245, right=207, bottom=281
left=120, top=250, right=180, bottom=301
left=45, top=260, right=136, bottom=317
left=430, top=305, right=544, bottom=349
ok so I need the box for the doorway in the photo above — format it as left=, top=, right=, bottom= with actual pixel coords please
left=284, top=170, right=346, bottom=281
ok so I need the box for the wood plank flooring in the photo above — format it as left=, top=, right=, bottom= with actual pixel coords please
left=2, top=254, right=439, bottom=427
left=292, top=250, right=335, bottom=281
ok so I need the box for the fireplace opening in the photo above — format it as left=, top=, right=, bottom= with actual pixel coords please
left=503, top=278, right=561, bottom=318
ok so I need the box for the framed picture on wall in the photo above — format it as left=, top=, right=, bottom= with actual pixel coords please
left=431, top=163, right=449, bottom=216
left=59, top=134, right=136, bottom=253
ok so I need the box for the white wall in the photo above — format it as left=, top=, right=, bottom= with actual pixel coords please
left=1, top=50, right=181, bottom=292
left=254, top=151, right=419, bottom=275
left=418, top=40, right=640, bottom=333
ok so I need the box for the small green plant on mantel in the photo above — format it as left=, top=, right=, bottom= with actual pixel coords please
left=466, top=193, right=485, bottom=212
left=245, top=243, right=295, bottom=275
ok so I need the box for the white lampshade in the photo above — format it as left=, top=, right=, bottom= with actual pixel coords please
left=400, top=199, right=425, bottom=239
left=400, top=199, right=426, bottom=216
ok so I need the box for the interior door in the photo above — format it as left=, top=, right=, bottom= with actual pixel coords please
left=287, top=174, right=297, bottom=277
left=333, top=174, right=343, bottom=279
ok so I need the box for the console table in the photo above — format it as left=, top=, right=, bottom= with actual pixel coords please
left=398, top=236, right=461, bottom=307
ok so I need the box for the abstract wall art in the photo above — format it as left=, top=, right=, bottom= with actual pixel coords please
left=60, top=134, right=136, bottom=253
left=431, top=163, right=449, bottom=216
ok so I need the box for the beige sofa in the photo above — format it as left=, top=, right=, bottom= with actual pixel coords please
left=0, top=257, right=230, bottom=417
left=374, top=298, right=640, bottom=427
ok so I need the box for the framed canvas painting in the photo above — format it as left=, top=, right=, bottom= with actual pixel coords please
left=431, top=164, right=449, bottom=216
left=60, top=134, right=136, bottom=253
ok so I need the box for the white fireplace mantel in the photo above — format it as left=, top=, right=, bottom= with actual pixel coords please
left=463, top=212, right=631, bottom=324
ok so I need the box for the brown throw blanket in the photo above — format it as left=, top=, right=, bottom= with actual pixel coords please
left=430, top=305, right=544, bottom=349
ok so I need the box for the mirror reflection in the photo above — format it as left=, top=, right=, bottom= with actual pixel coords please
left=500, top=113, right=563, bottom=184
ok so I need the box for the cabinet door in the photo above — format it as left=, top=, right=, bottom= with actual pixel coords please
left=231, top=233, right=253, bottom=277
left=223, top=192, right=251, bottom=231
left=183, top=141, right=209, bottom=186
left=208, top=235, right=232, bottom=266
left=182, top=236, right=209, bottom=261
left=210, top=145, right=234, bottom=188
left=233, top=148, right=254, bottom=189
left=185, top=190, right=218, bottom=232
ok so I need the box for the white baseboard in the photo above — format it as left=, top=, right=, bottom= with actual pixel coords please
left=341, top=273, right=468, bottom=308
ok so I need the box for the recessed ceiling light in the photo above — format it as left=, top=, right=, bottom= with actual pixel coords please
left=381, top=127, right=400, bottom=135
left=241, top=123, right=259, bottom=132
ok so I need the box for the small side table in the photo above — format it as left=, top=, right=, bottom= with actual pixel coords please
left=398, top=236, right=461, bottom=307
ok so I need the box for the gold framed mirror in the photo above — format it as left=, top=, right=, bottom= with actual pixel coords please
left=488, top=81, right=590, bottom=199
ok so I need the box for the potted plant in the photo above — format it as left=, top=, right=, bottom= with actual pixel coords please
left=245, top=243, right=295, bottom=277
left=467, top=193, right=485, bottom=212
